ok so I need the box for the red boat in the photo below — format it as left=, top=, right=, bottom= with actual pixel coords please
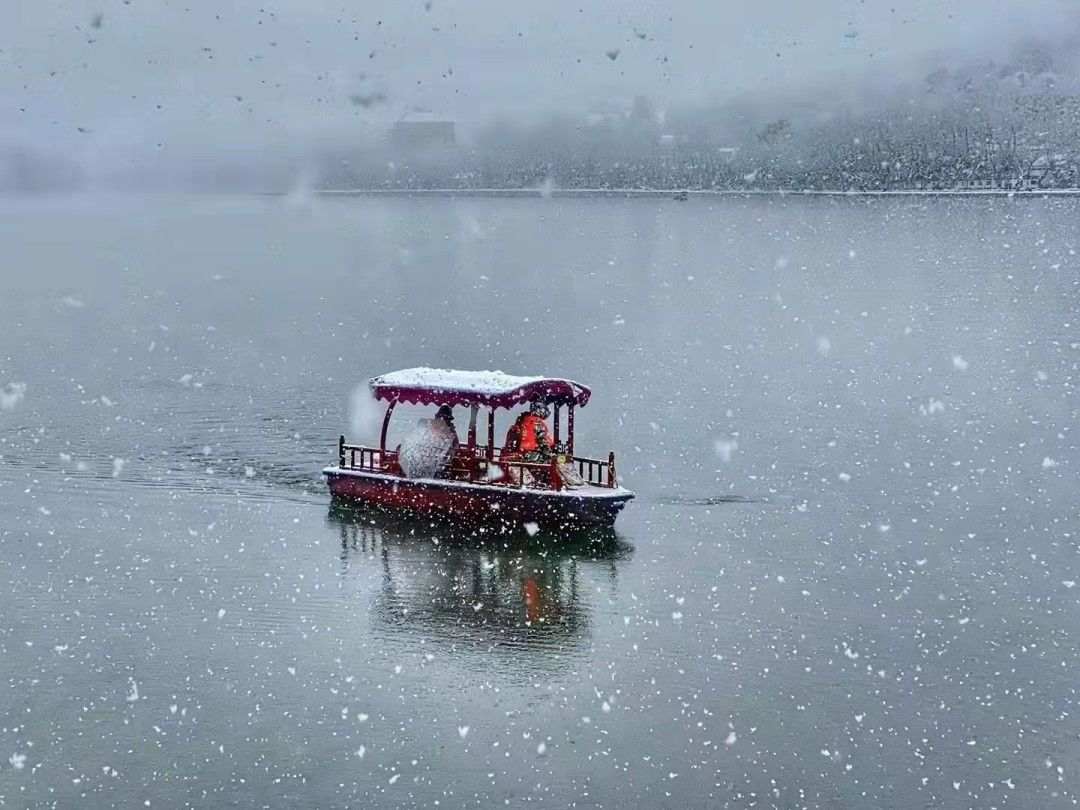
left=324, top=368, right=634, bottom=529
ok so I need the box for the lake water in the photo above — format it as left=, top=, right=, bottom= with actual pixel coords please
left=1, top=193, right=1078, bottom=808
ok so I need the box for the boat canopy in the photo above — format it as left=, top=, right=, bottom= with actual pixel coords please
left=369, top=367, right=591, bottom=409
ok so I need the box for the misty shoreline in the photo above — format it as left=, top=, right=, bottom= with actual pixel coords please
left=313, top=187, right=1080, bottom=198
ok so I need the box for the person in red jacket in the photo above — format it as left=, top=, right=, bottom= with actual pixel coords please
left=501, top=398, right=584, bottom=488
left=518, top=398, right=554, bottom=461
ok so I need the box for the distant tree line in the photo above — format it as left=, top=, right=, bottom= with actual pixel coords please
left=6, top=45, right=1080, bottom=195
left=324, top=89, right=1080, bottom=193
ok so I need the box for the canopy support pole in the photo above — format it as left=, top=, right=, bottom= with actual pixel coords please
left=467, top=404, right=478, bottom=448
left=380, top=401, right=396, bottom=452
left=553, top=404, right=561, bottom=445
left=567, top=404, right=575, bottom=455
left=487, top=409, right=495, bottom=459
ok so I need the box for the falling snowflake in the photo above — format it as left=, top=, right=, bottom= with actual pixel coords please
left=0, top=382, right=27, bottom=411
left=713, top=438, right=738, bottom=463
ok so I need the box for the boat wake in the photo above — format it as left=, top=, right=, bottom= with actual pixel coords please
left=655, top=494, right=758, bottom=506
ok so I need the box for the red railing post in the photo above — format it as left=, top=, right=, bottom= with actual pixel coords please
left=549, top=457, right=561, bottom=491
left=338, top=435, right=345, bottom=467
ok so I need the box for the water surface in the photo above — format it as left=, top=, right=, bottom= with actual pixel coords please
left=1, top=193, right=1078, bottom=807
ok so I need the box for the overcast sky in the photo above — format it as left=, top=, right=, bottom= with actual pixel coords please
left=2, top=0, right=1076, bottom=158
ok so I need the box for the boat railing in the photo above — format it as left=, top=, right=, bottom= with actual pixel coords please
left=338, top=437, right=618, bottom=490
left=572, top=454, right=616, bottom=487
left=339, top=441, right=399, bottom=474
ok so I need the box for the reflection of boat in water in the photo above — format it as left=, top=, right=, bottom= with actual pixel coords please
left=327, top=503, right=632, bottom=656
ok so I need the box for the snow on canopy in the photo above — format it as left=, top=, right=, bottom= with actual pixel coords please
left=369, top=367, right=591, bottom=408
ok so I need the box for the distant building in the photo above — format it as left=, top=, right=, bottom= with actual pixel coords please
left=391, top=111, right=455, bottom=150
left=1025, top=154, right=1055, bottom=188
left=630, top=96, right=659, bottom=126
left=585, top=101, right=630, bottom=128
left=0, top=144, right=82, bottom=192
left=586, top=96, right=662, bottom=130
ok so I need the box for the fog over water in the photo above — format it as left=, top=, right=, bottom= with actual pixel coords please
left=3, top=1, right=1079, bottom=189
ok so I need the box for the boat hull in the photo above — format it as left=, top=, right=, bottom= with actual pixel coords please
left=324, top=467, right=633, bottom=530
